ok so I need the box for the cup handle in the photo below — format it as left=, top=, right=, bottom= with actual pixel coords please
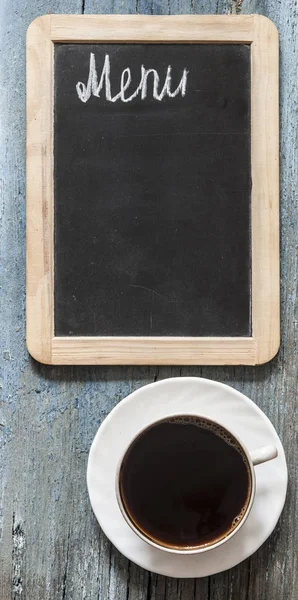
left=249, top=445, right=278, bottom=466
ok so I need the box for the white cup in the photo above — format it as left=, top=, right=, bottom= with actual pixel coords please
left=116, top=414, right=278, bottom=555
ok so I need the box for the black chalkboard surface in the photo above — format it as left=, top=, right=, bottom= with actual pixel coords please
left=54, top=43, right=251, bottom=337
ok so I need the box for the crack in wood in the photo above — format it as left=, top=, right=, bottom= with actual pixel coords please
left=245, top=558, right=252, bottom=600
left=193, top=577, right=197, bottom=599
left=146, top=571, right=152, bottom=600
left=207, top=576, right=211, bottom=600
left=125, top=561, right=131, bottom=600
left=107, top=542, right=112, bottom=599
left=230, top=0, right=243, bottom=13
left=61, top=532, right=70, bottom=600
left=12, top=513, right=25, bottom=599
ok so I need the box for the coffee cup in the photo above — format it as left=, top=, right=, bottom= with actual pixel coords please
left=115, top=414, right=277, bottom=554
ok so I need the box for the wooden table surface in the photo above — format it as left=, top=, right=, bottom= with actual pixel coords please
left=0, top=1, right=297, bottom=599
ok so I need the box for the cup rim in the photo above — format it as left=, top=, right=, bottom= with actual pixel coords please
left=115, top=412, right=256, bottom=555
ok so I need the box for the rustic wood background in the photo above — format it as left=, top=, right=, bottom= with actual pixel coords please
left=0, top=1, right=297, bottom=598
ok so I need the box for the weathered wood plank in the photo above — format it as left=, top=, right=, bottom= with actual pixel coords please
left=0, top=0, right=297, bottom=599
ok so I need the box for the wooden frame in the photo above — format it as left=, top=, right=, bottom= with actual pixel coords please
left=26, top=15, right=279, bottom=365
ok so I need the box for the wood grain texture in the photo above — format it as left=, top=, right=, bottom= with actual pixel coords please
left=0, top=1, right=297, bottom=600
left=250, top=14, right=280, bottom=363
left=26, top=13, right=279, bottom=365
left=49, top=13, right=255, bottom=41
left=51, top=336, right=257, bottom=365
left=26, top=15, right=54, bottom=364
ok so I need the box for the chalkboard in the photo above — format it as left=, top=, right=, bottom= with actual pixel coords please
left=54, top=43, right=251, bottom=337
left=26, top=15, right=279, bottom=364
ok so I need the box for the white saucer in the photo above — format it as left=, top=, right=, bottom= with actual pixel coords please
left=87, top=377, right=287, bottom=578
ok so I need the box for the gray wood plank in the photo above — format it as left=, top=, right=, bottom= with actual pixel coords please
left=0, top=0, right=297, bottom=599
left=84, top=1, right=227, bottom=14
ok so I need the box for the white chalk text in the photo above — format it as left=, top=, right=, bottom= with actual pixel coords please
left=76, top=53, right=189, bottom=104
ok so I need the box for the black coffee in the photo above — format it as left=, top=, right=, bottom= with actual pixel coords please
left=119, top=416, right=252, bottom=549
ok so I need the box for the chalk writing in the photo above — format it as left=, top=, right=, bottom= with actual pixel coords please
left=76, top=53, right=189, bottom=103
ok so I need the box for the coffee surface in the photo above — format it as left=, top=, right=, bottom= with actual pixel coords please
left=119, top=417, right=251, bottom=548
